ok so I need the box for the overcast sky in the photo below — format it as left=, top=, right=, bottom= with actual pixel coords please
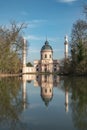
left=0, top=0, right=86, bottom=63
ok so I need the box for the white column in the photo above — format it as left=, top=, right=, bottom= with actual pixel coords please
left=23, top=38, right=26, bottom=74
left=64, top=35, right=68, bottom=59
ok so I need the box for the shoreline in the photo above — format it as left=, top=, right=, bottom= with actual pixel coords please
left=0, top=73, right=22, bottom=77
left=0, top=72, right=87, bottom=77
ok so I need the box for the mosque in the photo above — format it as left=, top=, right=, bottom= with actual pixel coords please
left=34, top=40, right=59, bottom=73
left=22, top=36, right=69, bottom=111
left=22, top=36, right=68, bottom=74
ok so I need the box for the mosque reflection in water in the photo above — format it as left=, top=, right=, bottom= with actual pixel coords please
left=22, top=74, right=69, bottom=112
left=0, top=75, right=87, bottom=130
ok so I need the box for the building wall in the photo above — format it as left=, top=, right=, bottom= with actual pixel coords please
left=25, top=67, right=35, bottom=73
left=22, top=37, right=68, bottom=74
left=34, top=59, right=59, bottom=73
left=40, top=50, right=53, bottom=60
left=23, top=40, right=60, bottom=73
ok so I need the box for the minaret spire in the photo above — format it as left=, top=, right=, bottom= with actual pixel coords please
left=64, top=35, right=68, bottom=59
left=65, top=35, right=68, bottom=42
left=46, top=35, right=47, bottom=41
left=23, top=38, right=26, bottom=74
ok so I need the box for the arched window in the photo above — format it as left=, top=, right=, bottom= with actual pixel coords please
left=54, top=65, right=56, bottom=67
left=45, top=54, right=47, bottom=58
left=49, top=54, right=51, bottom=58
left=36, top=68, right=39, bottom=71
left=50, top=89, right=51, bottom=92
left=41, top=54, right=43, bottom=59
left=36, top=65, right=39, bottom=72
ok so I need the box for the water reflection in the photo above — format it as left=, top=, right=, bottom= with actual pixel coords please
left=22, top=74, right=69, bottom=111
left=35, top=75, right=60, bottom=106
left=0, top=75, right=87, bottom=130
left=0, top=77, right=25, bottom=130
left=63, top=77, right=87, bottom=130
left=69, top=77, right=87, bottom=130
left=22, top=78, right=27, bottom=109
left=65, top=86, right=69, bottom=112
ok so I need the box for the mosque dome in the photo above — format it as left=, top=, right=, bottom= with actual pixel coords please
left=41, top=40, right=53, bottom=52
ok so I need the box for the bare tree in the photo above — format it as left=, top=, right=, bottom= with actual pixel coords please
left=0, top=21, right=28, bottom=74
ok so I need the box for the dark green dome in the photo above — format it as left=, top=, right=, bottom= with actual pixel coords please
left=41, top=40, right=53, bottom=52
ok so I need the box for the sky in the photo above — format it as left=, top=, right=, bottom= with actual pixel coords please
left=0, top=0, right=87, bottom=63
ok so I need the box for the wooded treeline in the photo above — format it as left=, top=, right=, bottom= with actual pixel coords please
left=64, top=4, right=87, bottom=75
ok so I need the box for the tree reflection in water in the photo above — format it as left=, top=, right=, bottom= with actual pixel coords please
left=64, top=77, right=87, bottom=130
left=0, top=75, right=87, bottom=130
left=0, top=77, right=28, bottom=130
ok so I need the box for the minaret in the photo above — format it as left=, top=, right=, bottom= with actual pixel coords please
left=23, top=38, right=26, bottom=74
left=64, top=35, right=68, bottom=59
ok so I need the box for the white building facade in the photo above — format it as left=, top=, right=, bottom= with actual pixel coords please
left=34, top=40, right=60, bottom=73
left=22, top=37, right=68, bottom=74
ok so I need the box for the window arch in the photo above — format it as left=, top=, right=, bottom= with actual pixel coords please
left=50, top=89, right=51, bottom=92
left=41, top=54, right=43, bottom=59
left=49, top=54, right=51, bottom=58
left=45, top=54, right=47, bottom=58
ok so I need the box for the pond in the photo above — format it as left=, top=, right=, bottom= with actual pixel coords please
left=0, top=74, right=87, bottom=130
